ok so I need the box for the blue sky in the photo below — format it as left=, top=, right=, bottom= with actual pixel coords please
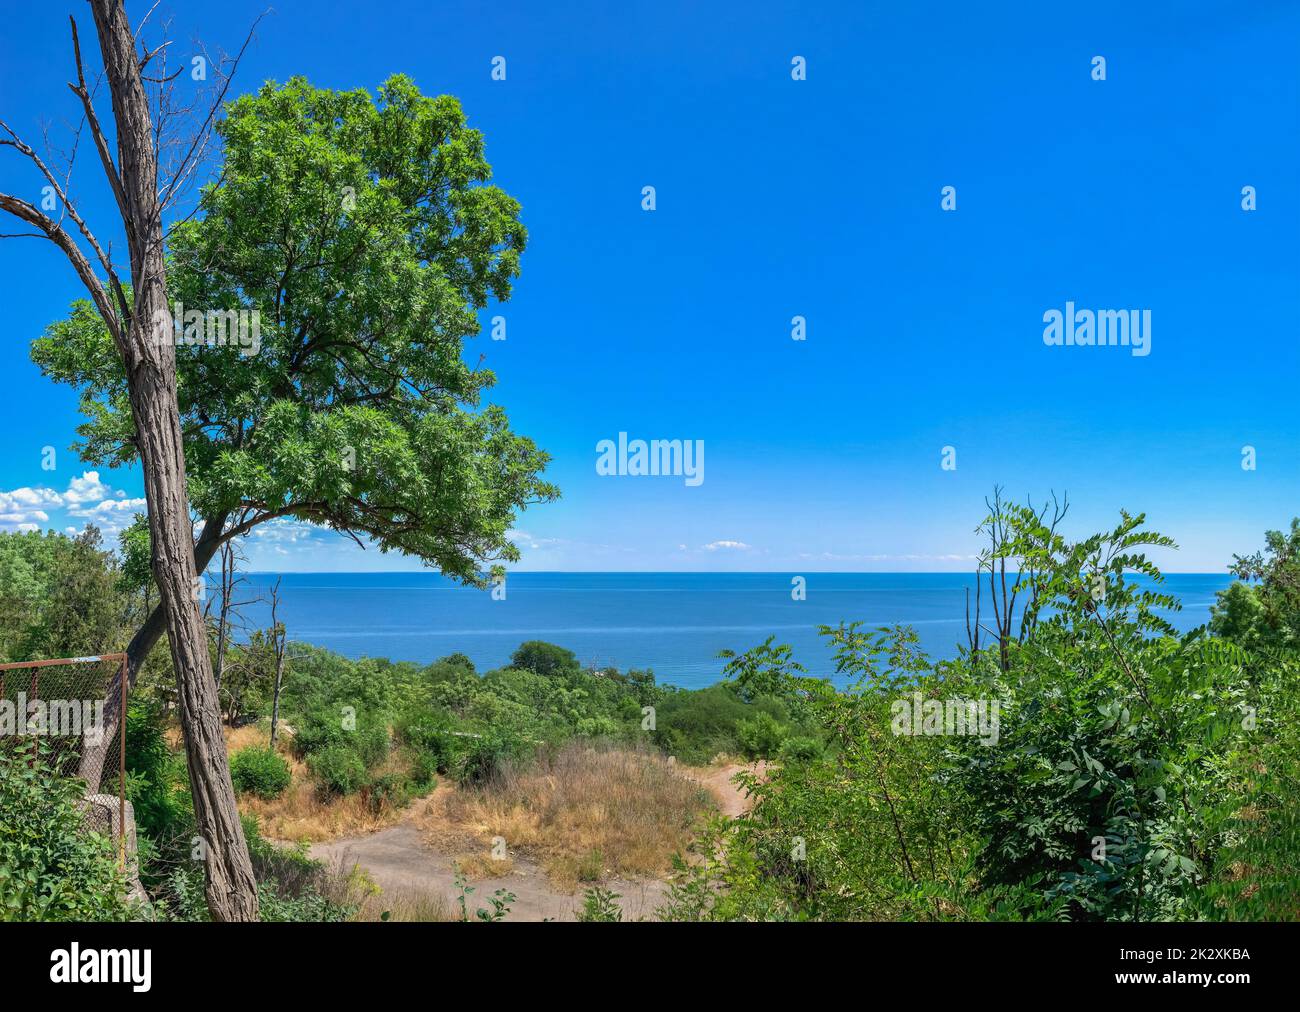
left=1, top=1, right=1297, bottom=573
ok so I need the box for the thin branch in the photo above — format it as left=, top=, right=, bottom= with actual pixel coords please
left=158, top=9, right=269, bottom=211
left=0, top=192, right=124, bottom=349
left=0, top=116, right=129, bottom=321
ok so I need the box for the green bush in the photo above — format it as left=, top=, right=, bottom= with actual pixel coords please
left=511, top=640, right=581, bottom=677
left=293, top=706, right=389, bottom=766
left=124, top=698, right=190, bottom=839
left=736, top=711, right=788, bottom=759
left=0, top=745, right=135, bottom=921
left=663, top=501, right=1300, bottom=923
left=777, top=735, right=823, bottom=764
left=308, top=745, right=369, bottom=795
left=365, top=772, right=425, bottom=813
left=396, top=711, right=460, bottom=773
left=409, top=749, right=439, bottom=789
left=229, top=746, right=292, bottom=799
left=454, top=730, right=533, bottom=785
left=652, top=684, right=795, bottom=764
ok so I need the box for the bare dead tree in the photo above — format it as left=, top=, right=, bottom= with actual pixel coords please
left=268, top=577, right=287, bottom=752
left=203, top=526, right=256, bottom=704
left=0, top=1, right=264, bottom=920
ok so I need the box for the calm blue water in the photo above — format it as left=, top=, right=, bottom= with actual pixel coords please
left=239, top=572, right=1233, bottom=690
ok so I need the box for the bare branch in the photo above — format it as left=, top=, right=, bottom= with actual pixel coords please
left=67, top=16, right=132, bottom=238
left=0, top=118, right=130, bottom=322
left=158, top=9, right=270, bottom=212
left=0, top=192, right=124, bottom=349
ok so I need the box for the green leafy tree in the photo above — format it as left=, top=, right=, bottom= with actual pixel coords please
left=510, top=641, right=581, bottom=678
left=34, top=74, right=557, bottom=688
left=1212, top=518, right=1300, bottom=652
left=0, top=527, right=134, bottom=663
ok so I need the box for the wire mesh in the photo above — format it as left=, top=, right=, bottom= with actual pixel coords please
left=0, top=654, right=127, bottom=856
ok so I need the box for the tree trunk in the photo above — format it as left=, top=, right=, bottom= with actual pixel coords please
left=76, top=513, right=226, bottom=790
left=89, top=0, right=257, bottom=921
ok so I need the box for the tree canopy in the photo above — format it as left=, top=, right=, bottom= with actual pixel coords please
left=34, top=74, right=556, bottom=584
left=0, top=527, right=130, bottom=663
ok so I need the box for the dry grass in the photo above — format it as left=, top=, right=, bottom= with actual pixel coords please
left=238, top=752, right=428, bottom=844
left=314, top=856, right=453, bottom=922
left=216, top=722, right=425, bottom=843
left=420, top=742, right=715, bottom=889
left=453, top=853, right=515, bottom=879
left=224, top=724, right=274, bottom=752
left=352, top=884, right=452, bottom=922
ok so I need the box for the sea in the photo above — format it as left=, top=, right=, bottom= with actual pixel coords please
left=238, top=572, right=1234, bottom=691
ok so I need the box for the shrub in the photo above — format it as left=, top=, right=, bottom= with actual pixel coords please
left=293, top=706, right=388, bottom=766
left=229, top=746, right=292, bottom=799
left=308, top=745, right=369, bottom=796
left=366, top=771, right=433, bottom=813
left=409, top=749, right=439, bottom=789
left=778, top=735, right=823, bottom=764
left=510, top=640, right=580, bottom=678
left=454, top=729, right=533, bottom=786
left=0, top=745, right=135, bottom=921
left=396, top=711, right=460, bottom=773
left=577, top=886, right=623, bottom=922
left=651, top=684, right=795, bottom=764
left=124, top=697, right=190, bottom=839
left=736, top=711, right=788, bottom=759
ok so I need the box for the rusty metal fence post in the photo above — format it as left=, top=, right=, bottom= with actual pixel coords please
left=119, top=653, right=127, bottom=869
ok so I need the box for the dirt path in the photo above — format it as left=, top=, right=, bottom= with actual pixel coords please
left=309, top=761, right=764, bottom=922
left=313, top=819, right=671, bottom=921
left=688, top=760, right=768, bottom=818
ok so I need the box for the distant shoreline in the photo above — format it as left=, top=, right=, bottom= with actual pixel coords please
left=230, top=572, right=1235, bottom=690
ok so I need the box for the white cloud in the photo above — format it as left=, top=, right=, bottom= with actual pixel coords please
left=0, top=509, right=50, bottom=527
left=0, top=471, right=144, bottom=536
left=66, top=496, right=147, bottom=538
left=63, top=471, right=117, bottom=505
left=0, top=487, right=63, bottom=512
left=251, top=519, right=318, bottom=544
left=703, top=540, right=752, bottom=552
left=68, top=497, right=147, bottom=519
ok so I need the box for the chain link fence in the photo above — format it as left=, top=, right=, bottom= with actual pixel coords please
left=0, top=653, right=128, bottom=863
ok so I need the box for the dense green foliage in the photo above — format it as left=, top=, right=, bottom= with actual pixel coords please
left=0, top=745, right=135, bottom=921
left=32, top=74, right=555, bottom=586
left=664, top=500, right=1300, bottom=922
left=0, top=528, right=135, bottom=663
left=280, top=636, right=806, bottom=798
left=229, top=747, right=292, bottom=799
left=1212, top=518, right=1300, bottom=652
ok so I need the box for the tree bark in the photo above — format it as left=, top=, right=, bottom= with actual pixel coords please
left=77, top=513, right=226, bottom=790
left=88, top=0, right=257, bottom=921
